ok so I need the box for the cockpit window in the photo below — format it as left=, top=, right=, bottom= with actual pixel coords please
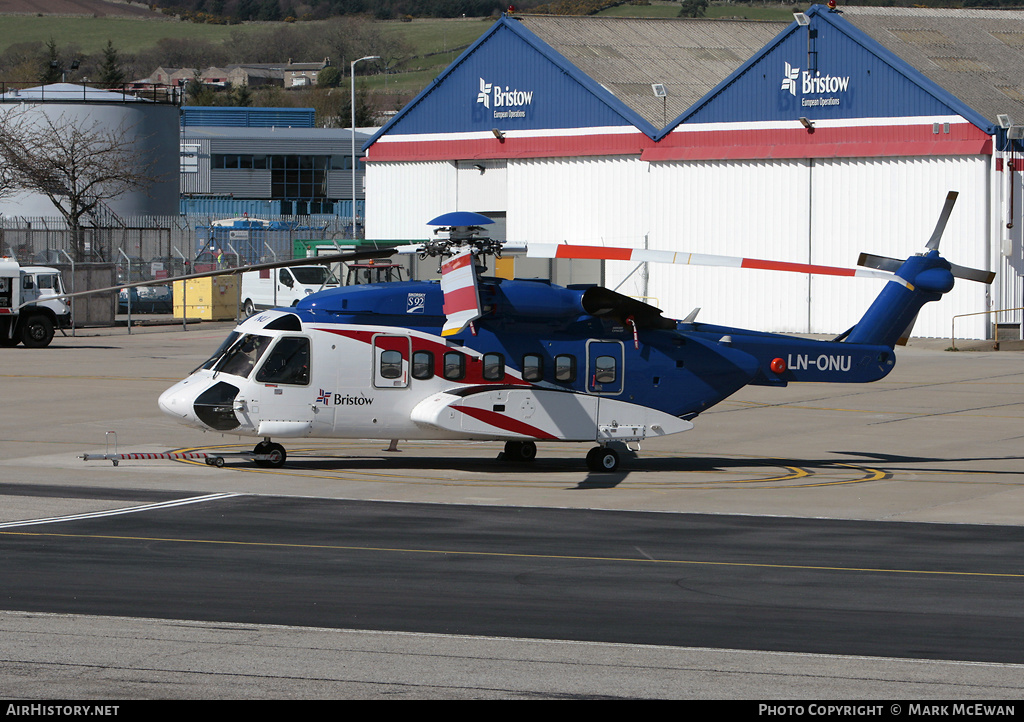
left=216, top=334, right=273, bottom=378
left=198, top=332, right=241, bottom=371
left=256, top=337, right=311, bottom=385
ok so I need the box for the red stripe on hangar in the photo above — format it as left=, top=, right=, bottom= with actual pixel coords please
left=645, top=123, right=992, bottom=161
left=367, top=130, right=653, bottom=162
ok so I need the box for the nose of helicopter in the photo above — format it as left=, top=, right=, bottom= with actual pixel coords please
left=156, top=374, right=206, bottom=426
left=158, top=380, right=198, bottom=425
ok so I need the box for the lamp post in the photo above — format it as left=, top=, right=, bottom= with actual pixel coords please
left=351, top=55, right=379, bottom=238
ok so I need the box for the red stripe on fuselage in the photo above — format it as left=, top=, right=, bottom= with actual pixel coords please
left=453, top=406, right=559, bottom=440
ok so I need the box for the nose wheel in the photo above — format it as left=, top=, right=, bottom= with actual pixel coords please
left=253, top=440, right=287, bottom=468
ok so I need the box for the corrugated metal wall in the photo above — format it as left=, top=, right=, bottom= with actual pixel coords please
left=368, top=152, right=995, bottom=339
left=507, top=156, right=650, bottom=248
left=806, top=155, right=991, bottom=340
left=643, top=159, right=813, bottom=334
left=366, top=161, right=458, bottom=239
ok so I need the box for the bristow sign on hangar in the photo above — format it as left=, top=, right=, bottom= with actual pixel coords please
left=781, top=61, right=852, bottom=108
left=477, top=78, right=534, bottom=119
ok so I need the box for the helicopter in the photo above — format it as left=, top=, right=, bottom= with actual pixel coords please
left=150, top=191, right=993, bottom=472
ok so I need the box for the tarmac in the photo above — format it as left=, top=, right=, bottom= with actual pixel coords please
left=1, top=317, right=1023, bottom=699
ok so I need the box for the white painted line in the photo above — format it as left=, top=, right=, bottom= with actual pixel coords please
left=0, top=493, right=242, bottom=529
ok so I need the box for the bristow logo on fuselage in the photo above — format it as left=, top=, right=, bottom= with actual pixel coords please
left=476, top=78, right=533, bottom=116
left=787, top=353, right=852, bottom=372
left=781, top=62, right=850, bottom=106
left=317, top=389, right=374, bottom=406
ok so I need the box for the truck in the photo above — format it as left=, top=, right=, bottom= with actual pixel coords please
left=240, top=265, right=341, bottom=316
left=0, top=259, right=72, bottom=348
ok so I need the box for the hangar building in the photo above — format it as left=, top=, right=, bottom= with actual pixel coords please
left=364, top=6, right=1024, bottom=341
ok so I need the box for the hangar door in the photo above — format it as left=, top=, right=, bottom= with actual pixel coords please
left=639, top=155, right=990, bottom=339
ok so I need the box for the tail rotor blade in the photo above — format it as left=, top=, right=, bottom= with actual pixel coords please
left=925, top=191, right=959, bottom=251
left=858, top=252, right=904, bottom=273
left=896, top=313, right=919, bottom=346
left=950, top=263, right=996, bottom=284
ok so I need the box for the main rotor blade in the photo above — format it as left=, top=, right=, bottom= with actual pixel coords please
left=52, top=248, right=397, bottom=303
left=925, top=191, right=959, bottom=251
left=524, top=243, right=912, bottom=288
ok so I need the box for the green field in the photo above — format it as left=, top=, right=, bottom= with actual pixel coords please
left=0, top=16, right=251, bottom=55
left=0, top=6, right=793, bottom=100
left=0, top=14, right=495, bottom=57
left=0, top=6, right=796, bottom=58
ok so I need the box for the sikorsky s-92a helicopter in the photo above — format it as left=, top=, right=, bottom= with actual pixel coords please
left=154, top=192, right=993, bottom=472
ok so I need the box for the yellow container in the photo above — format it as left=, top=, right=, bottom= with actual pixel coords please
left=173, top=276, right=239, bottom=320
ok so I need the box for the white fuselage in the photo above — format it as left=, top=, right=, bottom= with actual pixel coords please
left=157, top=309, right=693, bottom=444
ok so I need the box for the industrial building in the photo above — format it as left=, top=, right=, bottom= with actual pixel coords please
left=365, top=6, right=1024, bottom=340
left=180, top=125, right=372, bottom=221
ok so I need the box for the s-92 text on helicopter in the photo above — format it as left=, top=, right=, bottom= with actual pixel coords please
left=155, top=193, right=993, bottom=472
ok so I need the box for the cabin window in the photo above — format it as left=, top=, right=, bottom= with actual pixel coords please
left=594, top=355, right=617, bottom=385
left=256, top=336, right=310, bottom=385
left=522, top=354, right=543, bottom=382
left=482, top=353, right=504, bottom=381
left=379, top=350, right=403, bottom=380
left=554, top=354, right=576, bottom=383
left=412, top=350, right=434, bottom=380
left=443, top=352, right=465, bottom=380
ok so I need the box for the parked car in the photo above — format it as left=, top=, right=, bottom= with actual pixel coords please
left=118, top=284, right=173, bottom=314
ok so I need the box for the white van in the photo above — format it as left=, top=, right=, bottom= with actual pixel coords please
left=240, top=265, right=340, bottom=316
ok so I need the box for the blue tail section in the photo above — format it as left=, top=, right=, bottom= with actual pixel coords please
left=844, top=251, right=955, bottom=348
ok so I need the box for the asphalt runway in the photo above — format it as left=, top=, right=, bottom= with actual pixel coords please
left=2, top=323, right=1024, bottom=699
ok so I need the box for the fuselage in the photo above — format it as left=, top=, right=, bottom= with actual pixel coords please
left=158, top=278, right=896, bottom=444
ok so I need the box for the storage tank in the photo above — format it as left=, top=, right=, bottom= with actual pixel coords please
left=0, top=83, right=180, bottom=217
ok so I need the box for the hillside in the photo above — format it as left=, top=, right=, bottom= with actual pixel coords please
left=0, top=0, right=164, bottom=16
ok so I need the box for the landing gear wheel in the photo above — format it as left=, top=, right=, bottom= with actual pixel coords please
left=503, top=440, right=537, bottom=462
left=253, top=441, right=286, bottom=468
left=20, top=314, right=53, bottom=348
left=586, top=446, right=619, bottom=472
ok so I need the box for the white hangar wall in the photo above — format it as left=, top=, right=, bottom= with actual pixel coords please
left=624, top=154, right=991, bottom=340
left=366, top=160, right=458, bottom=239
left=367, top=151, right=993, bottom=340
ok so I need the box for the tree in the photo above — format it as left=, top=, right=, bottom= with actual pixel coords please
left=99, top=40, right=126, bottom=89
left=38, top=39, right=62, bottom=84
left=317, top=65, right=341, bottom=88
left=0, top=108, right=159, bottom=261
left=232, top=83, right=253, bottom=107
left=678, top=0, right=708, bottom=17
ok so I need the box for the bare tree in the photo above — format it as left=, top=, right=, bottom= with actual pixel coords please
left=0, top=107, right=159, bottom=260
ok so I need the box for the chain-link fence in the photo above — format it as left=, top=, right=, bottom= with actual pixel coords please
left=0, top=214, right=359, bottom=279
